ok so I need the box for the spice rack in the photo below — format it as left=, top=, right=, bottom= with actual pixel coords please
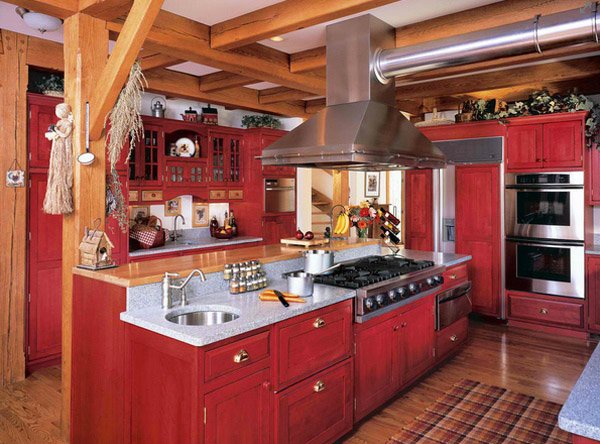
left=224, top=260, right=268, bottom=294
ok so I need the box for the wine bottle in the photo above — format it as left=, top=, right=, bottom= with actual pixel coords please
left=380, top=226, right=401, bottom=244
left=230, top=210, right=238, bottom=236
left=381, top=206, right=400, bottom=225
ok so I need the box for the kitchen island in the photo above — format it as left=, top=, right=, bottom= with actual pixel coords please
left=70, top=240, right=471, bottom=443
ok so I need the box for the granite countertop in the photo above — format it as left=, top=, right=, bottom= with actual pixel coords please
left=120, top=279, right=356, bottom=347
left=129, top=236, right=263, bottom=258
left=559, top=343, right=600, bottom=440
left=385, top=247, right=472, bottom=268
left=585, top=244, right=600, bottom=255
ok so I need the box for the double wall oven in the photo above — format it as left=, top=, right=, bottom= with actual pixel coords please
left=505, top=172, right=584, bottom=299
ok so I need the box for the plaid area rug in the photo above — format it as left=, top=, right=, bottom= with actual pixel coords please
left=387, top=379, right=571, bottom=444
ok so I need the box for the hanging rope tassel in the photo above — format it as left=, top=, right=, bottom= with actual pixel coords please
left=43, top=103, right=74, bottom=215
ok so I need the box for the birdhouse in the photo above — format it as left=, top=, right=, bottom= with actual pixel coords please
left=78, top=227, right=116, bottom=270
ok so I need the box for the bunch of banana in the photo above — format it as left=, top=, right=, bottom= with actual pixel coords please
left=333, top=211, right=350, bottom=235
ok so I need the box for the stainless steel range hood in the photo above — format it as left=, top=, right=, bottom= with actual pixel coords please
left=261, top=4, right=600, bottom=171
left=261, top=15, right=443, bottom=170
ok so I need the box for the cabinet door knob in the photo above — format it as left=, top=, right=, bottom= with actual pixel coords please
left=393, top=326, right=399, bottom=331
left=539, top=308, right=549, bottom=315
left=313, top=380, right=326, bottom=393
left=262, top=381, right=271, bottom=390
left=401, top=322, right=407, bottom=328
left=450, top=335, right=458, bottom=342
left=233, top=349, right=250, bottom=363
left=450, top=274, right=457, bottom=280
left=313, top=318, right=326, bottom=329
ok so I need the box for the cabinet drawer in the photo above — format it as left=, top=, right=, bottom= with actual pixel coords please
left=204, top=331, right=270, bottom=382
left=275, top=359, right=353, bottom=444
left=228, top=189, right=244, bottom=200
left=276, top=300, right=352, bottom=389
left=129, top=190, right=139, bottom=202
left=508, top=292, right=584, bottom=329
left=209, top=189, right=227, bottom=200
left=436, top=316, right=468, bottom=360
left=141, top=190, right=163, bottom=202
left=443, top=264, right=468, bottom=289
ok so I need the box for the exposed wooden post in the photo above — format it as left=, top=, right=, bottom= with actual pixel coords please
left=61, top=12, right=108, bottom=437
left=0, top=30, right=28, bottom=386
left=332, top=171, right=349, bottom=206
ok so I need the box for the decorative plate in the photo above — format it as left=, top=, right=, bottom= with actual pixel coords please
left=175, top=137, right=195, bottom=157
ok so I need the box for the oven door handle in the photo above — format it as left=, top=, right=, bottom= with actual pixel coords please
left=506, top=236, right=584, bottom=247
left=438, top=282, right=472, bottom=304
left=505, top=186, right=584, bottom=191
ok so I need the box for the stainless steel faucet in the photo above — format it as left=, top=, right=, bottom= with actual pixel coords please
left=162, top=269, right=207, bottom=309
left=171, top=214, right=186, bottom=242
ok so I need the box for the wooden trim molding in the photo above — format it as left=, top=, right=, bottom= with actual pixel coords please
left=0, top=30, right=28, bottom=386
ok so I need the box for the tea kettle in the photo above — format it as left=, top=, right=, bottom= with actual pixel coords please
left=181, top=106, right=198, bottom=122
left=150, top=97, right=165, bottom=118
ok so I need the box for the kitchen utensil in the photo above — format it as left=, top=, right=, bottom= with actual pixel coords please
left=259, top=290, right=305, bottom=303
left=150, top=97, right=166, bottom=118
left=303, top=249, right=334, bottom=275
left=310, top=263, right=342, bottom=276
left=273, top=289, right=290, bottom=308
left=280, top=236, right=330, bottom=248
left=285, top=272, right=314, bottom=297
left=78, top=101, right=96, bottom=166
left=175, top=137, right=195, bottom=157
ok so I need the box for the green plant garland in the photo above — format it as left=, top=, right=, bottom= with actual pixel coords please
left=241, top=114, right=282, bottom=129
left=463, top=90, right=600, bottom=148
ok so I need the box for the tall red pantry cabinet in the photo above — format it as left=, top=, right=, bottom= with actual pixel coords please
left=27, top=93, right=63, bottom=370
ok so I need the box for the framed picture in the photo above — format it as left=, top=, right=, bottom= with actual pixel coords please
left=165, top=197, right=182, bottom=216
left=365, top=172, right=380, bottom=197
left=130, top=205, right=149, bottom=222
left=192, top=203, right=209, bottom=227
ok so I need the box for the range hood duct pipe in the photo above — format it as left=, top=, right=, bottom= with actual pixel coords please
left=375, top=3, right=600, bottom=82
left=261, top=4, right=600, bottom=171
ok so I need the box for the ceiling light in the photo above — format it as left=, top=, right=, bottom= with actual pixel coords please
left=15, top=7, right=63, bottom=34
left=270, top=36, right=285, bottom=42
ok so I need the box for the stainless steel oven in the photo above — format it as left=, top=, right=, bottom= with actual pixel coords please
left=505, top=172, right=584, bottom=242
left=505, top=237, right=585, bottom=299
left=264, top=178, right=295, bottom=213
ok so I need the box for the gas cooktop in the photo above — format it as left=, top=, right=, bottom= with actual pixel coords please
left=313, top=255, right=436, bottom=289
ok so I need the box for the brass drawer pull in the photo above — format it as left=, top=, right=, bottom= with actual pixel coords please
left=450, top=274, right=457, bottom=280
left=313, top=318, right=326, bottom=328
left=539, top=308, right=549, bottom=315
left=233, top=349, right=249, bottom=363
left=313, top=380, right=326, bottom=393
left=450, top=335, right=458, bottom=342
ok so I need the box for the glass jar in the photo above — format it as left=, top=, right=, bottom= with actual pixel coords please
left=238, top=277, right=247, bottom=293
left=229, top=277, right=240, bottom=294
left=223, top=264, right=233, bottom=280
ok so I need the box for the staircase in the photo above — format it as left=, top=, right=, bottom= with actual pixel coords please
left=311, top=187, right=332, bottom=235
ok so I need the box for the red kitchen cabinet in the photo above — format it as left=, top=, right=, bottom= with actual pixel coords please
left=28, top=94, right=62, bottom=170
left=205, top=368, right=272, bottom=444
left=208, top=128, right=245, bottom=187
left=400, top=298, right=435, bottom=383
left=27, top=173, right=62, bottom=369
left=587, top=256, right=600, bottom=333
left=275, top=359, right=353, bottom=444
left=129, top=124, right=165, bottom=187
left=506, top=125, right=543, bottom=171
left=455, top=165, right=501, bottom=317
left=404, top=169, right=433, bottom=250
left=354, top=315, right=398, bottom=421
left=543, top=119, right=584, bottom=169
left=262, top=214, right=296, bottom=245
left=586, top=146, right=600, bottom=205
left=506, top=112, right=585, bottom=172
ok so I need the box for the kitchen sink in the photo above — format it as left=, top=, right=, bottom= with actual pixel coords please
left=166, top=308, right=239, bottom=326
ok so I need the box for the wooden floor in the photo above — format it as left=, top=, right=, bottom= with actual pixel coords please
left=0, top=320, right=596, bottom=443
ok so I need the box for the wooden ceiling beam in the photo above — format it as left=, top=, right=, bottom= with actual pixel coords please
left=26, top=34, right=63, bottom=70
left=210, top=0, right=399, bottom=50
left=145, top=68, right=310, bottom=118
left=89, top=0, right=163, bottom=140
left=290, top=47, right=326, bottom=73
left=107, top=10, right=326, bottom=95
left=395, top=56, right=600, bottom=100
left=199, top=71, right=255, bottom=92
left=2, top=0, right=78, bottom=19
left=259, top=87, right=308, bottom=104
left=139, top=52, right=183, bottom=70
left=78, top=0, right=132, bottom=20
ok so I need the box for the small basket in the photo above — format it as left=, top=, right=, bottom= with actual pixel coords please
left=130, top=216, right=167, bottom=249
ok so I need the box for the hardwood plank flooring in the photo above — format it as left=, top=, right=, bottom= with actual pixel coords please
left=0, top=320, right=595, bottom=443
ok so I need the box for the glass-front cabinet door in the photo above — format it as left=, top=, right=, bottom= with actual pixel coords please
left=209, top=130, right=244, bottom=186
left=211, top=133, right=225, bottom=184
left=141, top=126, right=163, bottom=186
left=229, top=136, right=242, bottom=185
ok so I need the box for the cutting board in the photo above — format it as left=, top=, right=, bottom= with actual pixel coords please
left=280, top=236, right=330, bottom=248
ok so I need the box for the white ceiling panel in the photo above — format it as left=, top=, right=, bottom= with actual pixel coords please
left=245, top=82, right=281, bottom=90
left=166, top=62, right=221, bottom=77
left=162, top=0, right=284, bottom=26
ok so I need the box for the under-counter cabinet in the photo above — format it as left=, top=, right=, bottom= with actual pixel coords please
left=506, top=112, right=586, bottom=172
left=586, top=256, right=600, bottom=333
left=354, top=295, right=435, bottom=421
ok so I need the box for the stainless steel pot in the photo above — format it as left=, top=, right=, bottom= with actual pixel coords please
left=303, top=250, right=334, bottom=275
left=286, top=272, right=314, bottom=297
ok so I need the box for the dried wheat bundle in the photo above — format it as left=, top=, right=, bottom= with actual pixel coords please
left=106, top=61, right=146, bottom=231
